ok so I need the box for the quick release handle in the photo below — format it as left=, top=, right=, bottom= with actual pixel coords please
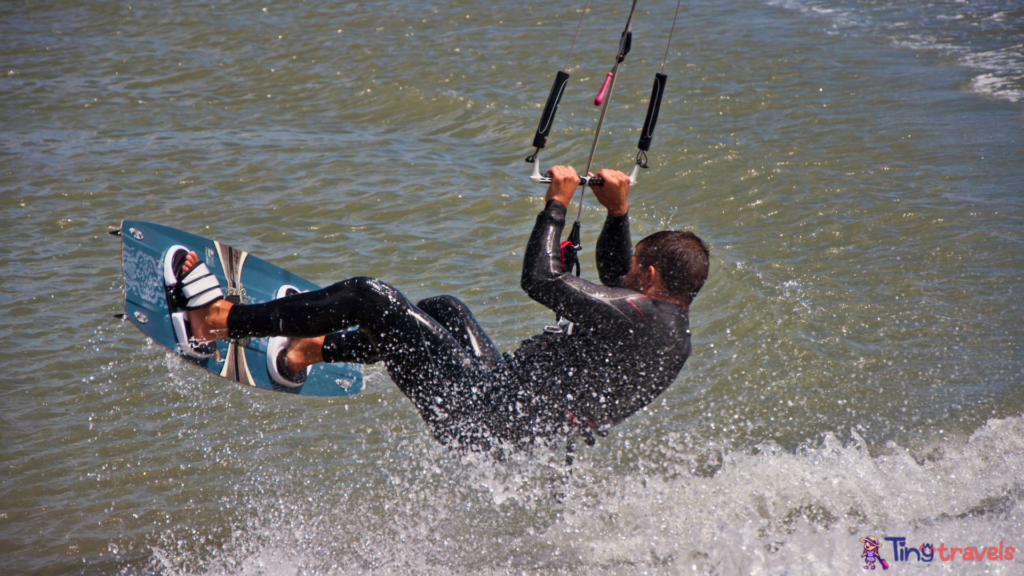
left=594, top=72, right=614, bottom=106
left=533, top=70, right=571, bottom=149
left=637, top=73, right=667, bottom=152
left=595, top=31, right=633, bottom=107
left=561, top=220, right=583, bottom=276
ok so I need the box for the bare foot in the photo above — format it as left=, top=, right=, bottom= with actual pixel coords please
left=181, top=251, right=233, bottom=343
left=181, top=252, right=325, bottom=371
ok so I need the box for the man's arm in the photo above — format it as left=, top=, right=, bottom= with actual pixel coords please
left=591, top=169, right=633, bottom=287
left=595, top=212, right=632, bottom=287
left=519, top=165, right=579, bottom=301
left=520, top=167, right=647, bottom=327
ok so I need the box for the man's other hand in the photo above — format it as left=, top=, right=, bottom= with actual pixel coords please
left=590, top=169, right=630, bottom=217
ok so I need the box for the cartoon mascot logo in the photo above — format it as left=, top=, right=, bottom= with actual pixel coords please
left=860, top=536, right=889, bottom=570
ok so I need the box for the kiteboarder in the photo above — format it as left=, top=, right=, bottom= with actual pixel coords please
left=170, top=165, right=709, bottom=453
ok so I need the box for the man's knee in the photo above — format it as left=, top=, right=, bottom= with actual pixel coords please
left=325, top=276, right=402, bottom=302
left=416, top=295, right=468, bottom=318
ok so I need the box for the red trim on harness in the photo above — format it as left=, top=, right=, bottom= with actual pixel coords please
left=559, top=239, right=573, bottom=272
left=566, top=410, right=596, bottom=431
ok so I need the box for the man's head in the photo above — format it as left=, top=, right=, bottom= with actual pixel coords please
left=623, top=231, right=710, bottom=305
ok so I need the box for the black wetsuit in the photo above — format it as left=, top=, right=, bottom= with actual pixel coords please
left=227, top=200, right=692, bottom=452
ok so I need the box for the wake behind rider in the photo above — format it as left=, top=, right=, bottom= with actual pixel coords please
left=176, top=165, right=710, bottom=453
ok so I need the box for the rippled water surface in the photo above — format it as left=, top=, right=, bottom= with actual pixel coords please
left=2, top=0, right=1023, bottom=573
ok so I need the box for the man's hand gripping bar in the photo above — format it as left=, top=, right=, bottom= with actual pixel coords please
left=529, top=159, right=638, bottom=187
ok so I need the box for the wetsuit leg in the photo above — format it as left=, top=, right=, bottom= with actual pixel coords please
left=416, top=295, right=502, bottom=371
left=321, top=329, right=379, bottom=364
left=318, top=295, right=500, bottom=369
left=226, top=277, right=496, bottom=447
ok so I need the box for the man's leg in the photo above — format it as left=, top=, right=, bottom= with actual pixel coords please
left=416, top=295, right=502, bottom=371
left=317, top=296, right=499, bottom=371
left=182, top=250, right=498, bottom=447
left=221, top=277, right=496, bottom=446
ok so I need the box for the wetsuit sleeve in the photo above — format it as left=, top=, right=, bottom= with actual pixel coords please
left=520, top=200, right=649, bottom=327
left=595, top=212, right=632, bottom=287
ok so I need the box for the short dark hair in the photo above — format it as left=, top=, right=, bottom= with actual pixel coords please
left=635, top=231, right=710, bottom=300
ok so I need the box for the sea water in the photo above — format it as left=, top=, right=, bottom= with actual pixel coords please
left=1, top=0, right=1022, bottom=573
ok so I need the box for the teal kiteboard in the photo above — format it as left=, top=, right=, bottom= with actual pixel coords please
left=118, top=220, right=363, bottom=396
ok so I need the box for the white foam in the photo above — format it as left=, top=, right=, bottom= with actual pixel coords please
left=147, top=417, right=1024, bottom=574
left=763, top=0, right=1024, bottom=105
left=970, top=74, right=1024, bottom=103
left=891, top=34, right=964, bottom=54
left=961, top=45, right=1024, bottom=73
left=961, top=46, right=1024, bottom=103
left=550, top=417, right=1024, bottom=572
left=888, top=36, right=1024, bottom=104
left=766, top=0, right=861, bottom=28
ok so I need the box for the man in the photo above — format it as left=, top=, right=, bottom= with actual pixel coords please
left=172, top=165, right=709, bottom=453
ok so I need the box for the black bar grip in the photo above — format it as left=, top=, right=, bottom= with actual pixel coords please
left=637, top=73, right=667, bottom=152
left=532, top=70, right=571, bottom=150
left=533, top=174, right=604, bottom=186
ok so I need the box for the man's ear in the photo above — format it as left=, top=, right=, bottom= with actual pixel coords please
left=643, top=265, right=660, bottom=292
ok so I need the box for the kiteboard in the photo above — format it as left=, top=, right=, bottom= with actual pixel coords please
left=118, top=220, right=363, bottom=396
